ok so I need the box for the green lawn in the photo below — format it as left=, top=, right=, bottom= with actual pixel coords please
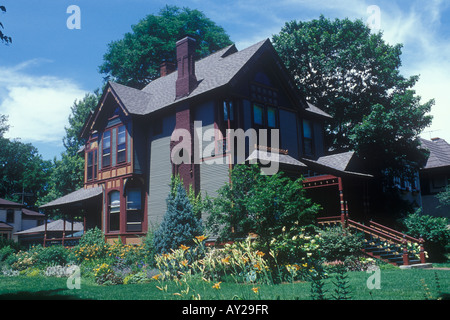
left=0, top=268, right=448, bottom=300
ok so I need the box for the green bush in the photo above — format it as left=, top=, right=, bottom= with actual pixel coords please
left=35, top=245, right=70, bottom=267
left=0, top=245, right=15, bottom=263
left=318, top=225, right=364, bottom=261
left=402, top=212, right=450, bottom=262
left=78, top=227, right=105, bottom=247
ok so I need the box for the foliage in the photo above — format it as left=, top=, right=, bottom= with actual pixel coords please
left=34, top=245, right=70, bottom=267
left=0, top=136, right=53, bottom=208
left=0, top=245, right=15, bottom=263
left=207, top=164, right=320, bottom=261
left=436, top=185, right=450, bottom=208
left=330, top=263, right=351, bottom=300
left=0, top=5, right=11, bottom=44
left=154, top=178, right=204, bottom=254
left=94, top=263, right=123, bottom=285
left=317, top=225, right=364, bottom=261
left=99, top=5, right=232, bottom=89
left=38, top=91, right=100, bottom=208
left=402, top=211, right=450, bottom=262
left=272, top=15, right=433, bottom=181
left=78, top=227, right=105, bottom=247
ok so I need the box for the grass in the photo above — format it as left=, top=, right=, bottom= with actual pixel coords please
left=0, top=268, right=448, bottom=300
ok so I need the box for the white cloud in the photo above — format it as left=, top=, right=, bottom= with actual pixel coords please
left=0, top=60, right=87, bottom=144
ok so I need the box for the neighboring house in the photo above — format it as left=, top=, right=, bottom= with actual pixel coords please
left=39, top=37, right=386, bottom=244
left=419, top=137, right=450, bottom=217
left=0, top=198, right=45, bottom=241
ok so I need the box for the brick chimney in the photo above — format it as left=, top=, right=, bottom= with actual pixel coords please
left=160, top=60, right=175, bottom=77
left=175, top=36, right=197, bottom=98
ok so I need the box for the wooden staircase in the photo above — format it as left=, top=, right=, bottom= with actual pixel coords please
left=318, top=216, right=426, bottom=266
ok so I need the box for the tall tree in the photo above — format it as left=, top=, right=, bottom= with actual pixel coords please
left=0, top=136, right=52, bottom=208
left=38, top=91, right=100, bottom=207
left=272, top=16, right=433, bottom=181
left=99, top=5, right=232, bottom=89
left=0, top=5, right=12, bottom=44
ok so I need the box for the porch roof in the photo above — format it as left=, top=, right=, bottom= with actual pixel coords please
left=40, top=186, right=103, bottom=209
left=14, top=219, right=83, bottom=235
left=246, top=149, right=308, bottom=168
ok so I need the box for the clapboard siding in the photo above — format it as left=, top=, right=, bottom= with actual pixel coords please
left=147, top=115, right=175, bottom=227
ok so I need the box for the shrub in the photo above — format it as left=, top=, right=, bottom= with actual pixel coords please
left=154, top=179, right=203, bottom=254
left=93, top=263, right=123, bottom=285
left=318, top=225, right=364, bottom=261
left=402, top=211, right=450, bottom=262
left=0, top=245, right=15, bottom=263
left=35, top=245, right=70, bottom=267
left=79, top=227, right=105, bottom=247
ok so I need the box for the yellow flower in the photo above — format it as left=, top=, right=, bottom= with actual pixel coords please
left=221, top=256, right=230, bottom=264
left=195, top=235, right=207, bottom=242
left=180, top=259, right=188, bottom=267
left=152, top=274, right=161, bottom=280
left=252, top=287, right=260, bottom=294
left=212, top=282, right=222, bottom=290
left=256, top=251, right=265, bottom=257
left=179, top=244, right=190, bottom=251
left=302, top=263, right=308, bottom=268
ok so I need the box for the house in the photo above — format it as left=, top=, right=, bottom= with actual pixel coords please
left=39, top=37, right=388, bottom=244
left=419, top=137, right=450, bottom=217
left=0, top=198, right=45, bottom=241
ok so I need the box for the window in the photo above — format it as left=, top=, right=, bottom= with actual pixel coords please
left=267, top=107, right=277, bottom=128
left=108, top=191, right=120, bottom=232
left=87, top=150, right=98, bottom=181
left=117, top=125, right=126, bottom=164
left=303, top=119, right=314, bottom=156
left=102, top=131, right=111, bottom=167
left=253, top=104, right=264, bottom=126
left=126, top=188, right=142, bottom=232
left=6, top=209, right=14, bottom=223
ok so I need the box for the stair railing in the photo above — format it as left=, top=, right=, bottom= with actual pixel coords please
left=317, top=216, right=426, bottom=265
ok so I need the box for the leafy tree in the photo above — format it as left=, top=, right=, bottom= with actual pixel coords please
left=0, top=114, right=9, bottom=136
left=272, top=16, right=433, bottom=181
left=154, top=177, right=204, bottom=254
left=207, top=164, right=320, bottom=256
left=0, top=136, right=52, bottom=208
left=0, top=5, right=12, bottom=45
left=39, top=91, right=100, bottom=207
left=99, top=5, right=232, bottom=89
left=63, top=90, right=101, bottom=157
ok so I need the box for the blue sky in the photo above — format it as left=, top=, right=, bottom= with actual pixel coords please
left=1, top=0, right=449, bottom=160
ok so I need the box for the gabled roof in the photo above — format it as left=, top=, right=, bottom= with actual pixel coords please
left=420, top=138, right=450, bottom=170
left=0, top=198, right=22, bottom=207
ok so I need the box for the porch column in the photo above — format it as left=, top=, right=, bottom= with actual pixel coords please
left=43, top=213, right=48, bottom=247
left=338, top=177, right=347, bottom=228
left=62, top=213, right=66, bottom=247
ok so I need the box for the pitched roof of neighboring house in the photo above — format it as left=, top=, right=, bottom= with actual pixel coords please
left=40, top=186, right=103, bottom=209
left=0, top=222, right=13, bottom=230
left=14, top=219, right=83, bottom=235
left=420, top=138, right=450, bottom=170
left=0, top=198, right=23, bottom=207
left=246, top=149, right=308, bottom=168
left=22, top=208, right=45, bottom=217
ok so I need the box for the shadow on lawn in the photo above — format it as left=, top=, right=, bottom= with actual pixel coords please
left=0, top=289, right=85, bottom=300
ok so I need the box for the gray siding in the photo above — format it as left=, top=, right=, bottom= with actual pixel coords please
left=200, top=157, right=230, bottom=221
left=147, top=115, right=175, bottom=228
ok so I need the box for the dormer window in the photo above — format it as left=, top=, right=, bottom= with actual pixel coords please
left=302, top=119, right=314, bottom=156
